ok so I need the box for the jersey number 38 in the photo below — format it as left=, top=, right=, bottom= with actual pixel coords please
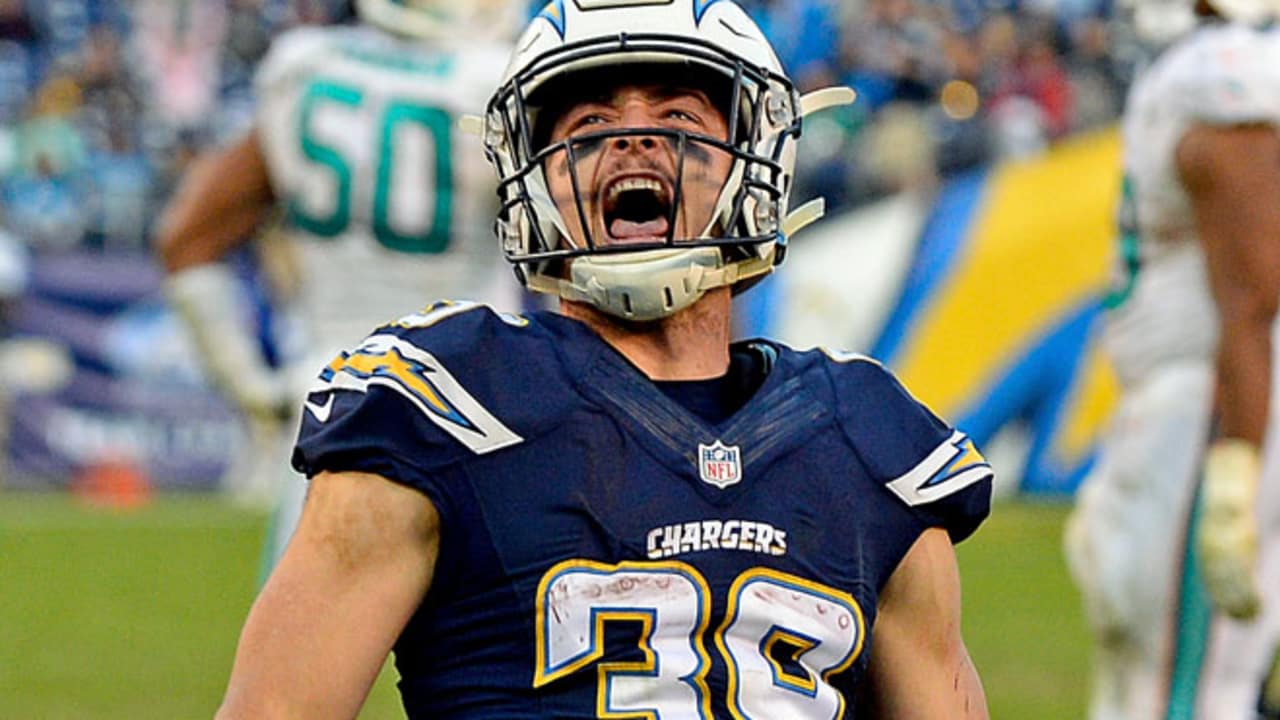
left=536, top=559, right=866, bottom=719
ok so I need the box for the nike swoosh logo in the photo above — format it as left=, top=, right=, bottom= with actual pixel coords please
left=304, top=394, right=335, bottom=422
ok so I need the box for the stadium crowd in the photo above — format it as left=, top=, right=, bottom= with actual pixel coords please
left=0, top=0, right=1136, bottom=489
left=0, top=0, right=1133, bottom=260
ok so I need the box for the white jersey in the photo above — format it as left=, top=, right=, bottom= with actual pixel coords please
left=254, top=25, right=519, bottom=371
left=1106, top=23, right=1280, bottom=386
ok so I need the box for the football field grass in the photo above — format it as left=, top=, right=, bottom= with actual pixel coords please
left=0, top=492, right=1089, bottom=719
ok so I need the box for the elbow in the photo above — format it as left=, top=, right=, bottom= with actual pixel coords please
left=152, top=202, right=195, bottom=274
left=153, top=211, right=214, bottom=275
left=1219, top=290, right=1279, bottom=334
left=214, top=707, right=267, bottom=720
left=213, top=690, right=256, bottom=720
left=213, top=700, right=244, bottom=720
left=214, top=695, right=292, bottom=720
left=153, top=225, right=183, bottom=274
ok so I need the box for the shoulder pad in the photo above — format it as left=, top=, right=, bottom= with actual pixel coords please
left=1165, top=26, right=1280, bottom=125
left=253, top=25, right=339, bottom=98
left=819, top=349, right=993, bottom=542
left=293, top=303, right=568, bottom=482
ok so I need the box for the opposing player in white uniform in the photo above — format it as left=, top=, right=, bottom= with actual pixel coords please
left=155, top=0, right=523, bottom=568
left=1064, top=0, right=1280, bottom=717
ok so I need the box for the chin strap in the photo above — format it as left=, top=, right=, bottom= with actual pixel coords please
left=528, top=246, right=776, bottom=321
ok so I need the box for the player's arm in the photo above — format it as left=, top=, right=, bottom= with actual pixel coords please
left=1176, top=122, right=1280, bottom=618
left=155, top=129, right=277, bottom=272
left=215, top=470, right=439, bottom=720
left=860, top=527, right=988, bottom=719
left=1178, top=122, right=1280, bottom=445
left=153, top=130, right=290, bottom=422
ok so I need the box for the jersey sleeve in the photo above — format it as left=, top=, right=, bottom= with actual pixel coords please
left=1171, top=27, right=1280, bottom=126
left=291, top=304, right=530, bottom=515
left=827, top=353, right=993, bottom=542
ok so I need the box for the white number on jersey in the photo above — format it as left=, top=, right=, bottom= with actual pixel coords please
left=535, top=560, right=865, bottom=718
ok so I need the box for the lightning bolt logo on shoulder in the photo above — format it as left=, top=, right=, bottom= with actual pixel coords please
left=313, top=334, right=522, bottom=454
left=885, top=430, right=992, bottom=506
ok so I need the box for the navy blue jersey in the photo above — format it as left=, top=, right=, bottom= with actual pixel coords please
left=293, top=302, right=993, bottom=719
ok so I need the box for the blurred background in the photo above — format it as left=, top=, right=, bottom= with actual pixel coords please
left=0, top=0, right=1131, bottom=716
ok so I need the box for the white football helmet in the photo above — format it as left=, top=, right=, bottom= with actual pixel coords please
left=355, top=0, right=521, bottom=41
left=483, top=0, right=852, bottom=321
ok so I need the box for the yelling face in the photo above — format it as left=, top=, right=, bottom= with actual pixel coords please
left=541, top=80, right=735, bottom=252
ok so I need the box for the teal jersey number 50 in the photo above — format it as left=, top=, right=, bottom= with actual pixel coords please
left=289, top=78, right=454, bottom=254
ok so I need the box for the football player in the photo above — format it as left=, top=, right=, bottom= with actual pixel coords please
left=214, top=1, right=994, bottom=718
left=155, top=0, right=526, bottom=567
left=1063, top=0, right=1280, bottom=716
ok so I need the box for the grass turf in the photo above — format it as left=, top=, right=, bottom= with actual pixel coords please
left=958, top=500, right=1090, bottom=719
left=0, top=492, right=1088, bottom=718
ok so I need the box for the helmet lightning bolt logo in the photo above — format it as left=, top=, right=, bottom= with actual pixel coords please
left=537, top=0, right=566, bottom=36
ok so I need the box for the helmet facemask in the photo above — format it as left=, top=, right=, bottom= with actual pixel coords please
left=542, top=127, right=735, bottom=253
left=485, top=35, right=801, bottom=321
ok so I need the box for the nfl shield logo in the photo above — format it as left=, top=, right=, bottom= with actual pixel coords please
left=698, top=440, right=742, bottom=489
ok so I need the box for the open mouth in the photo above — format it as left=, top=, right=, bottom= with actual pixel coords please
left=603, top=176, right=672, bottom=243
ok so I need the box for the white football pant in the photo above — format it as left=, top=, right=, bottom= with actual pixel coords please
left=1065, top=360, right=1280, bottom=720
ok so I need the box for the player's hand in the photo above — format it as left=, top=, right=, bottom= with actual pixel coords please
left=1260, top=646, right=1280, bottom=719
left=1197, top=439, right=1262, bottom=620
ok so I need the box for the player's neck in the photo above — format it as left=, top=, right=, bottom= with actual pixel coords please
left=561, top=288, right=732, bottom=381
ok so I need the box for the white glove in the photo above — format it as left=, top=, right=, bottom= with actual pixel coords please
left=165, top=263, right=292, bottom=426
left=1197, top=439, right=1262, bottom=620
left=1261, top=646, right=1280, bottom=718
